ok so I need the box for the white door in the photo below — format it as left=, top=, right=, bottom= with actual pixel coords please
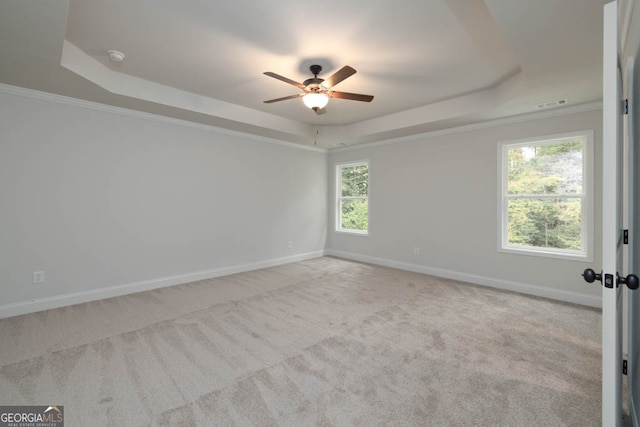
left=600, top=1, right=640, bottom=425
left=588, top=1, right=640, bottom=424
left=602, top=1, right=624, bottom=425
left=627, top=52, right=640, bottom=424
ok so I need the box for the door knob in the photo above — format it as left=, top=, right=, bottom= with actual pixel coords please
left=582, top=268, right=602, bottom=283
left=582, top=269, right=640, bottom=290
left=619, top=274, right=640, bottom=290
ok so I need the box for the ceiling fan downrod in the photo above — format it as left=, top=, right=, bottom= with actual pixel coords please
left=310, top=64, right=322, bottom=77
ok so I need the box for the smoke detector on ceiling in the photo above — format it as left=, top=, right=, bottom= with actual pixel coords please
left=536, top=99, right=568, bottom=109
left=107, top=50, right=125, bottom=62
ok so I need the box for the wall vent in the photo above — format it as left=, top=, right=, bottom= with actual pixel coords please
left=537, top=99, right=568, bottom=109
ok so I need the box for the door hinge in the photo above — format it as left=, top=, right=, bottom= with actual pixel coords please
left=624, top=229, right=629, bottom=245
left=624, top=359, right=628, bottom=375
left=624, top=99, right=629, bottom=114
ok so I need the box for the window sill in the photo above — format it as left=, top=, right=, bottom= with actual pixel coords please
left=334, top=229, right=369, bottom=237
left=499, top=245, right=592, bottom=263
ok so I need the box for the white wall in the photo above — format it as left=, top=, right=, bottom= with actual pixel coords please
left=0, top=86, right=603, bottom=317
left=0, top=89, right=327, bottom=316
left=327, top=109, right=603, bottom=307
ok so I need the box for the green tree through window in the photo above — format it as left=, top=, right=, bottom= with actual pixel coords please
left=500, top=131, right=592, bottom=259
left=336, top=162, right=368, bottom=233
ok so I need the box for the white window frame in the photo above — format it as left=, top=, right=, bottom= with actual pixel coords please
left=335, top=160, right=369, bottom=235
left=498, top=130, right=594, bottom=261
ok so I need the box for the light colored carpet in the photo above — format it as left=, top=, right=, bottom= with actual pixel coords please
left=0, top=257, right=601, bottom=426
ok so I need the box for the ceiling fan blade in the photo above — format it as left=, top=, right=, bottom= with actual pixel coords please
left=324, top=66, right=357, bottom=88
left=263, top=93, right=304, bottom=103
left=330, top=91, right=374, bottom=102
left=264, top=72, right=305, bottom=88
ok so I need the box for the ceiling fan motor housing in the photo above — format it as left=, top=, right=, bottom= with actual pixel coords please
left=303, top=65, right=325, bottom=90
left=303, top=80, right=325, bottom=91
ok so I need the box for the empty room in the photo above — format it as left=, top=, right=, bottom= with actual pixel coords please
left=2, top=0, right=640, bottom=425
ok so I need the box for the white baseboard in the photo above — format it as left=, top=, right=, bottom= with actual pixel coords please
left=326, top=250, right=602, bottom=308
left=0, top=251, right=326, bottom=319
left=1, top=249, right=600, bottom=319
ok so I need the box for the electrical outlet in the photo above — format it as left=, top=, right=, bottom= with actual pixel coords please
left=413, top=247, right=420, bottom=255
left=287, top=241, right=293, bottom=249
left=33, top=271, right=45, bottom=284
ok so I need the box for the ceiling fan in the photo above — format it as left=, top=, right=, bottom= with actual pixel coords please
left=263, top=65, right=374, bottom=114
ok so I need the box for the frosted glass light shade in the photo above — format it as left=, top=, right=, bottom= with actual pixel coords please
left=303, top=93, right=329, bottom=109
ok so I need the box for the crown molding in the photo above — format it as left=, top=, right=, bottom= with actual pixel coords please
left=0, top=82, right=602, bottom=154
left=330, top=101, right=603, bottom=152
left=0, top=83, right=327, bottom=153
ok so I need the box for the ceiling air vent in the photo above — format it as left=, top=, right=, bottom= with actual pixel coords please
left=537, top=99, right=568, bottom=109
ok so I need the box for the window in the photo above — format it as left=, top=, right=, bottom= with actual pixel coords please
left=498, top=130, right=593, bottom=260
left=336, top=161, right=369, bottom=234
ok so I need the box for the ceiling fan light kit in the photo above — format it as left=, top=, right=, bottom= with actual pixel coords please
left=264, top=65, right=374, bottom=114
left=303, top=93, right=329, bottom=110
